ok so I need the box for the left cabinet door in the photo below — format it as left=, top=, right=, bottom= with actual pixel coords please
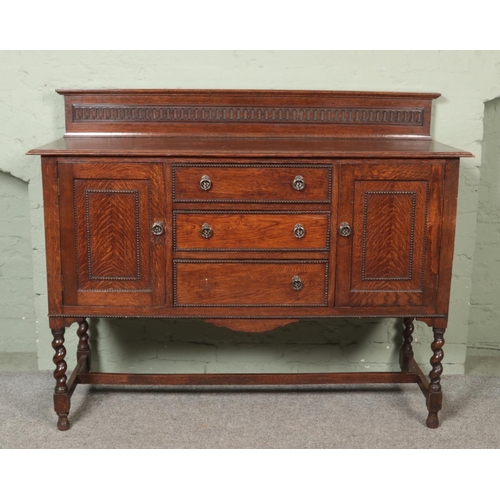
left=58, top=160, right=167, bottom=307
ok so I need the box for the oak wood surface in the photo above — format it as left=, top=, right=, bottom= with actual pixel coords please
left=174, top=211, right=330, bottom=251
left=427, top=327, right=446, bottom=428
left=55, top=89, right=438, bottom=138
left=28, top=137, right=473, bottom=157
left=203, top=318, right=299, bottom=332
left=56, top=89, right=442, bottom=97
left=76, top=371, right=420, bottom=386
left=41, top=157, right=64, bottom=314
left=400, top=317, right=415, bottom=372
left=408, top=357, right=430, bottom=395
left=174, top=261, right=328, bottom=306
left=67, top=354, right=89, bottom=397
left=436, top=159, right=460, bottom=315
left=58, top=160, right=167, bottom=307
left=173, top=164, right=331, bottom=203
left=29, top=89, right=474, bottom=430
left=51, top=304, right=446, bottom=318
left=335, top=160, right=442, bottom=308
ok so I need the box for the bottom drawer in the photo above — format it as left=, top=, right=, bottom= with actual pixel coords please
left=174, top=260, right=328, bottom=306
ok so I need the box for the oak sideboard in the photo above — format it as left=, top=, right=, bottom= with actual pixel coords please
left=28, top=89, right=473, bottom=430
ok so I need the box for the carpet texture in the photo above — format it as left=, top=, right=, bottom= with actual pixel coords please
left=1, top=371, right=499, bottom=448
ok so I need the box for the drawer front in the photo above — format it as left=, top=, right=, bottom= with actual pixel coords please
left=174, top=261, right=328, bottom=306
left=174, top=211, right=330, bottom=251
left=173, top=163, right=332, bottom=203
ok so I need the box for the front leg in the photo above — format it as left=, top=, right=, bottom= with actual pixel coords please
left=52, top=327, right=70, bottom=431
left=426, top=327, right=445, bottom=428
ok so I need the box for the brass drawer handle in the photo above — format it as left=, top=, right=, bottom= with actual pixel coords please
left=293, top=223, right=305, bottom=239
left=201, top=223, right=213, bottom=239
left=291, top=276, right=303, bottom=291
left=151, top=221, right=164, bottom=236
left=200, top=175, right=212, bottom=191
left=339, top=222, right=352, bottom=237
left=292, top=175, right=305, bottom=191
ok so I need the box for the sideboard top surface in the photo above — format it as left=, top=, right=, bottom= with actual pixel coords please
left=28, top=89, right=473, bottom=158
left=28, top=136, right=473, bottom=158
left=55, top=88, right=442, bottom=98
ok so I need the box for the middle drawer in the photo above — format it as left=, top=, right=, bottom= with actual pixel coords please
left=173, top=211, right=331, bottom=252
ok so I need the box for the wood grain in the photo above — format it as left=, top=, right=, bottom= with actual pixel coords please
left=28, top=89, right=473, bottom=430
left=76, top=371, right=420, bottom=386
left=52, top=304, right=446, bottom=318
left=174, top=261, right=328, bottom=306
left=55, top=89, right=439, bottom=138
left=28, top=137, right=474, bottom=158
left=435, top=159, right=460, bottom=319
left=173, top=164, right=331, bottom=203
left=41, top=157, right=64, bottom=314
left=204, top=319, right=299, bottom=332
left=59, top=160, right=167, bottom=307
left=336, top=160, right=442, bottom=308
left=174, top=211, right=330, bottom=251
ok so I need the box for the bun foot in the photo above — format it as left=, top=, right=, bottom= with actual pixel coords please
left=426, top=411, right=439, bottom=429
left=57, top=415, right=70, bottom=431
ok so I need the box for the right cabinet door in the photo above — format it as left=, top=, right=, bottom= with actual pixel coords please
left=336, top=160, right=444, bottom=308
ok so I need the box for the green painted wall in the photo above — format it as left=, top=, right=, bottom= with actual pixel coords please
left=0, top=172, right=37, bottom=354
left=469, top=97, right=500, bottom=355
left=1, top=50, right=498, bottom=375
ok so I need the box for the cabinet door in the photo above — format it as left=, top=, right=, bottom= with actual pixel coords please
left=336, top=160, right=443, bottom=308
left=59, top=161, right=166, bottom=307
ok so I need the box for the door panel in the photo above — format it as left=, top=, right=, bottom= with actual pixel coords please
left=336, top=160, right=443, bottom=307
left=59, top=161, right=167, bottom=307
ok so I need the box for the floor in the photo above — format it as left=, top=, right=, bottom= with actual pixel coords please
left=2, top=370, right=500, bottom=448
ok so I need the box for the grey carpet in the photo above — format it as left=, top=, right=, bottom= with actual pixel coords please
left=1, top=371, right=499, bottom=448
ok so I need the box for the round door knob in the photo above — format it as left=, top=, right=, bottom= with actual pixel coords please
left=339, top=222, right=352, bottom=237
left=291, top=276, right=303, bottom=291
left=293, top=223, right=305, bottom=239
left=201, top=223, right=213, bottom=239
left=292, top=175, right=305, bottom=191
left=200, top=175, right=212, bottom=191
left=151, top=221, right=164, bottom=236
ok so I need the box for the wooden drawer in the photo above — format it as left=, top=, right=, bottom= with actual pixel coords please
left=173, top=211, right=330, bottom=251
left=172, top=163, right=332, bottom=203
left=174, top=260, right=328, bottom=306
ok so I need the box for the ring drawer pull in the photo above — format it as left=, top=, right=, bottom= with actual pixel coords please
left=291, top=276, right=303, bottom=291
left=339, top=222, right=352, bottom=237
left=200, top=175, right=212, bottom=191
left=151, top=221, right=164, bottom=236
left=201, top=223, right=213, bottom=239
left=292, top=175, right=305, bottom=191
left=293, top=223, right=305, bottom=239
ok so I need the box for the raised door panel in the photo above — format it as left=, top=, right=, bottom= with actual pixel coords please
left=59, top=161, right=167, bottom=307
left=336, top=160, right=443, bottom=307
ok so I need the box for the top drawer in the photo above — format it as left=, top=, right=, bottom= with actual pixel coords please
left=173, top=163, right=332, bottom=203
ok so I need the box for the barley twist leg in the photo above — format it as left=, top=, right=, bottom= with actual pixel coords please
left=52, top=328, right=70, bottom=431
left=426, top=327, right=445, bottom=428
